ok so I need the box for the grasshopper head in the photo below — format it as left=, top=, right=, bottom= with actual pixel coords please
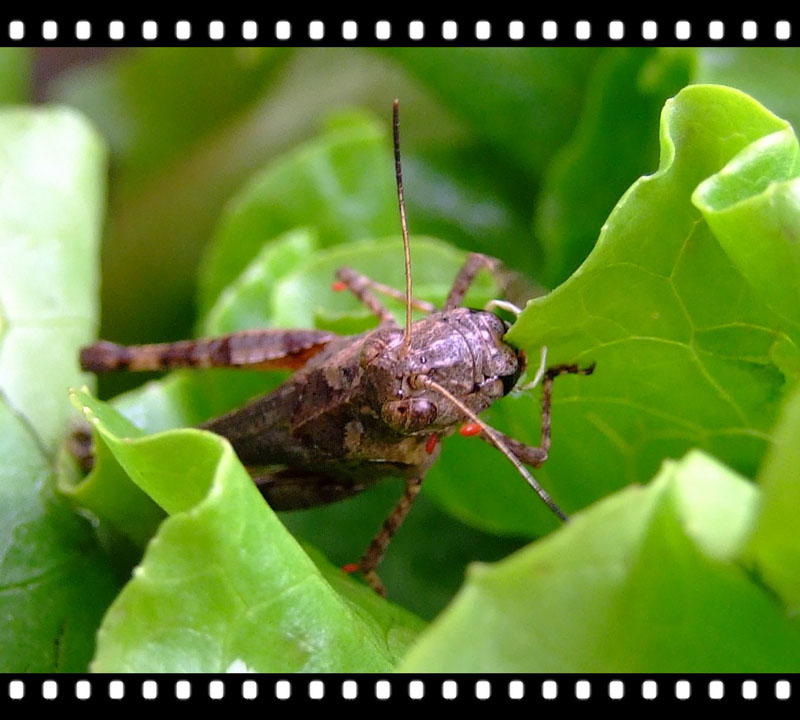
left=360, top=308, right=523, bottom=434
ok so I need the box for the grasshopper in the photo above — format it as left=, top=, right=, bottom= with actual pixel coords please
left=79, top=101, right=593, bottom=596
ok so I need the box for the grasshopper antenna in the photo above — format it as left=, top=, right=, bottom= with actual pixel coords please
left=411, top=374, right=569, bottom=522
left=393, top=99, right=413, bottom=353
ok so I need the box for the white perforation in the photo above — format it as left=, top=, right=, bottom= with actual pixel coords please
left=109, top=20, right=124, bottom=40
left=409, top=680, right=424, bottom=699
left=209, top=680, right=224, bottom=699
left=142, top=680, right=157, bottom=699
left=609, top=680, right=624, bottom=699
left=776, top=680, right=791, bottom=699
left=509, top=680, right=524, bottom=699
left=376, top=20, right=390, bottom=40
left=409, top=21, right=424, bottom=40
left=542, top=20, right=557, bottom=40
left=242, top=680, right=257, bottom=699
left=443, top=21, right=457, bottom=40
left=542, top=680, right=557, bottom=699
left=676, top=680, right=691, bottom=700
left=709, top=680, right=724, bottom=699
left=709, top=20, right=724, bottom=40
left=576, top=20, right=591, bottom=40
left=342, top=21, right=357, bottom=40
left=442, top=680, right=457, bottom=699
left=176, top=680, right=191, bottom=700
left=76, top=20, right=90, bottom=40
left=42, top=20, right=57, bottom=40
left=342, top=680, right=357, bottom=699
left=143, top=20, right=157, bottom=40
left=776, top=20, right=791, bottom=40
left=275, top=680, right=290, bottom=700
left=9, top=680, right=24, bottom=699
left=609, top=21, right=624, bottom=40
left=309, top=680, right=324, bottom=699
left=642, top=20, right=657, bottom=40
left=742, top=20, right=757, bottom=40
left=42, top=680, right=57, bottom=699
left=676, top=20, right=691, bottom=40
left=642, top=680, right=657, bottom=699
left=176, top=20, right=190, bottom=40
left=742, top=680, right=757, bottom=699
left=375, top=680, right=391, bottom=699
left=476, top=680, right=491, bottom=699
left=476, top=20, right=490, bottom=40
left=309, top=20, right=324, bottom=40
left=209, top=21, right=224, bottom=40
left=276, top=20, right=290, bottom=41
left=109, top=680, right=124, bottom=700
left=576, top=680, right=591, bottom=700
left=509, top=21, right=524, bottom=40
left=241, top=21, right=256, bottom=40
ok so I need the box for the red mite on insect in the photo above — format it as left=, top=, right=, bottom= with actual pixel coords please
left=77, top=101, right=594, bottom=596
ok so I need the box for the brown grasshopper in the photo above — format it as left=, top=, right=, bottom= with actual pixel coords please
left=79, top=101, right=593, bottom=596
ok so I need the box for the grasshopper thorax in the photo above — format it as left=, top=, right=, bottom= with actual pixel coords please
left=360, top=307, right=523, bottom=435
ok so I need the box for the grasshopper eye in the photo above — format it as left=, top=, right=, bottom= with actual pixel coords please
left=381, top=398, right=437, bottom=433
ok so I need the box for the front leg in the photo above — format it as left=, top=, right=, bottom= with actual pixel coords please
left=443, top=253, right=502, bottom=310
left=334, top=267, right=436, bottom=322
left=472, top=362, right=596, bottom=467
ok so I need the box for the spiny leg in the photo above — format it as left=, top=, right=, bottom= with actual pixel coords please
left=472, top=362, right=596, bottom=467
left=356, top=476, right=423, bottom=596
left=80, top=328, right=335, bottom=373
left=443, top=253, right=502, bottom=310
left=334, top=267, right=436, bottom=316
left=334, top=267, right=399, bottom=327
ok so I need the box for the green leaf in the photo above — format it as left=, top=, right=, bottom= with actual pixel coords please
left=72, top=389, right=423, bottom=672
left=269, top=236, right=497, bottom=329
left=396, top=145, right=545, bottom=281
left=0, top=48, right=31, bottom=104
left=202, top=227, right=319, bottom=335
left=0, top=108, right=119, bottom=671
left=49, top=48, right=289, bottom=191
left=400, top=450, right=800, bottom=672
left=452, top=85, right=799, bottom=537
left=692, top=127, right=800, bottom=332
left=536, top=48, right=695, bottom=285
left=197, top=111, right=399, bottom=315
left=696, top=48, right=800, bottom=136
left=383, top=48, right=603, bottom=175
left=747, top=384, right=800, bottom=612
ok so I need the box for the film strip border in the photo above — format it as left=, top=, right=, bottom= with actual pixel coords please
left=4, top=676, right=797, bottom=703
left=0, top=18, right=794, bottom=44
